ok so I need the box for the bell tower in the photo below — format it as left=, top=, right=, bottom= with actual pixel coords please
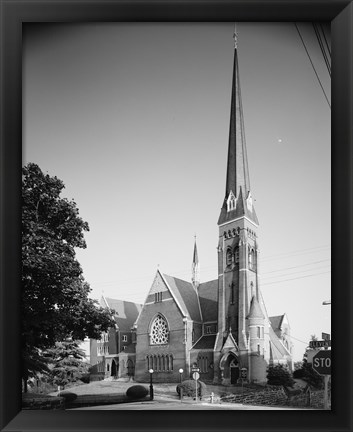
left=214, top=26, right=260, bottom=368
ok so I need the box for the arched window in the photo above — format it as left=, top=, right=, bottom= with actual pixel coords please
left=230, top=283, right=235, bottom=305
left=170, top=355, right=173, bottom=371
left=249, top=248, right=256, bottom=270
left=226, top=248, right=232, bottom=266
left=150, top=314, right=169, bottom=345
left=234, top=246, right=239, bottom=265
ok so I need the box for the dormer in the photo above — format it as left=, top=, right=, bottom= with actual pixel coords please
left=227, top=190, right=237, bottom=212
left=246, top=191, right=253, bottom=212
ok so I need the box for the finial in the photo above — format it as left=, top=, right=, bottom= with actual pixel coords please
left=233, top=23, right=238, bottom=49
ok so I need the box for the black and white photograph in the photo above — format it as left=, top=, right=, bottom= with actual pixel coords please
left=20, top=21, right=332, bottom=411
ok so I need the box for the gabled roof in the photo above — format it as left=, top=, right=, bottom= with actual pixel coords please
left=269, top=326, right=290, bottom=359
left=218, top=186, right=259, bottom=226
left=270, top=315, right=284, bottom=331
left=197, top=279, right=218, bottom=322
left=192, top=334, right=216, bottom=350
left=100, top=296, right=143, bottom=332
left=162, top=274, right=202, bottom=322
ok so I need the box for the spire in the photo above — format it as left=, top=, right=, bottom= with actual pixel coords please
left=226, top=25, right=250, bottom=200
left=191, top=235, right=200, bottom=289
left=218, top=26, right=258, bottom=226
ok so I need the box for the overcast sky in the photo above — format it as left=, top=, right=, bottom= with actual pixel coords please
left=23, top=22, right=331, bottom=361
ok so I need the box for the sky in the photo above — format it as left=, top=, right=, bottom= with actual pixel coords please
left=23, top=23, right=331, bottom=362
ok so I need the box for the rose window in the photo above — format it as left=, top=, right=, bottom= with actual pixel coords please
left=150, top=315, right=169, bottom=345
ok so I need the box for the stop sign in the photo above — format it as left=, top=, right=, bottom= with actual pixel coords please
left=312, top=350, right=331, bottom=375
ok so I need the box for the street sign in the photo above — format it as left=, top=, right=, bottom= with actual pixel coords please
left=322, top=332, right=330, bottom=341
left=192, top=371, right=200, bottom=380
left=240, top=368, right=247, bottom=379
left=309, top=339, right=331, bottom=349
left=312, top=350, right=331, bottom=375
left=191, top=367, right=200, bottom=372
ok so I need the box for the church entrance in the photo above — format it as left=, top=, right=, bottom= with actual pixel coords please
left=230, top=359, right=239, bottom=384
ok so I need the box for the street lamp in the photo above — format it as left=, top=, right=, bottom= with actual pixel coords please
left=322, top=300, right=331, bottom=305
left=148, top=368, right=154, bottom=400
left=178, top=368, right=184, bottom=401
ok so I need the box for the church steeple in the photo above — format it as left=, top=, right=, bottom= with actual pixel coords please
left=191, top=236, right=200, bottom=289
left=218, top=25, right=258, bottom=226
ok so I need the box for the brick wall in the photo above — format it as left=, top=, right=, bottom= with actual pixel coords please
left=135, top=299, right=187, bottom=382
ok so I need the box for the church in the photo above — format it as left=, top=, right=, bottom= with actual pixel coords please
left=89, top=30, right=293, bottom=385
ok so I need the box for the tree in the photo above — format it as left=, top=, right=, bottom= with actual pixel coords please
left=266, top=364, right=295, bottom=387
left=22, top=163, right=115, bottom=391
left=293, top=359, right=324, bottom=389
left=43, top=340, right=89, bottom=390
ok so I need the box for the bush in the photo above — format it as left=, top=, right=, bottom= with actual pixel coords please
left=57, top=391, right=77, bottom=403
left=126, top=385, right=149, bottom=399
left=267, top=364, right=295, bottom=387
left=176, top=380, right=207, bottom=398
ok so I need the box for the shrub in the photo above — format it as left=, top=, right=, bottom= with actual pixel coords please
left=266, top=364, right=295, bottom=387
left=57, top=391, right=77, bottom=403
left=176, top=380, right=207, bottom=398
left=126, top=385, right=149, bottom=399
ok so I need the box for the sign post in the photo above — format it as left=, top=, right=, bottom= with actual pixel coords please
left=192, top=367, right=200, bottom=402
left=312, top=350, right=331, bottom=410
left=240, top=368, right=247, bottom=405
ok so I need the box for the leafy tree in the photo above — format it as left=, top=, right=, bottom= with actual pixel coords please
left=43, top=340, right=89, bottom=390
left=293, top=359, right=324, bottom=389
left=22, top=163, right=115, bottom=391
left=294, top=361, right=303, bottom=371
left=266, top=364, right=295, bottom=387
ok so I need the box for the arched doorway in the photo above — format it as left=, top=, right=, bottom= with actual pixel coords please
left=220, top=352, right=239, bottom=385
left=229, top=358, right=239, bottom=384
left=127, top=359, right=134, bottom=378
left=111, top=359, right=118, bottom=377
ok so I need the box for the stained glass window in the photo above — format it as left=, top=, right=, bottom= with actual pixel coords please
left=150, top=314, right=169, bottom=345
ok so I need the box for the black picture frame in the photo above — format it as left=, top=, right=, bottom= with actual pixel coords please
left=1, top=1, right=352, bottom=431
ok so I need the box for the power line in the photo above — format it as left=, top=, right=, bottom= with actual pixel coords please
left=313, top=22, right=331, bottom=77
left=294, top=22, right=331, bottom=108
left=261, top=270, right=331, bottom=286
left=261, top=266, right=331, bottom=282
left=260, top=259, right=330, bottom=276
left=261, top=245, right=330, bottom=262
left=320, top=23, right=331, bottom=56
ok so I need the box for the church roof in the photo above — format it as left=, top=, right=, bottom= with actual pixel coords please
left=192, top=334, right=217, bottom=350
left=269, top=326, right=290, bottom=359
left=163, top=274, right=202, bottom=322
left=197, top=279, right=218, bottom=322
left=218, top=39, right=258, bottom=227
left=247, top=295, right=265, bottom=319
left=100, top=297, right=142, bottom=332
left=270, top=315, right=284, bottom=331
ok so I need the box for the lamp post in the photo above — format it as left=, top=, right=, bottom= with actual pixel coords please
left=148, top=368, right=154, bottom=400
left=178, top=368, right=184, bottom=401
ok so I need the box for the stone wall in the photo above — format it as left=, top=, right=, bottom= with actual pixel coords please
left=221, top=385, right=288, bottom=406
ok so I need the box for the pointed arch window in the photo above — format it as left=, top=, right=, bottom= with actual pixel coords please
left=150, top=314, right=169, bottom=345
left=226, top=248, right=233, bottom=266
left=230, top=283, right=235, bottom=305
left=248, top=248, right=256, bottom=271
left=227, top=191, right=237, bottom=212
left=234, top=246, right=239, bottom=266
